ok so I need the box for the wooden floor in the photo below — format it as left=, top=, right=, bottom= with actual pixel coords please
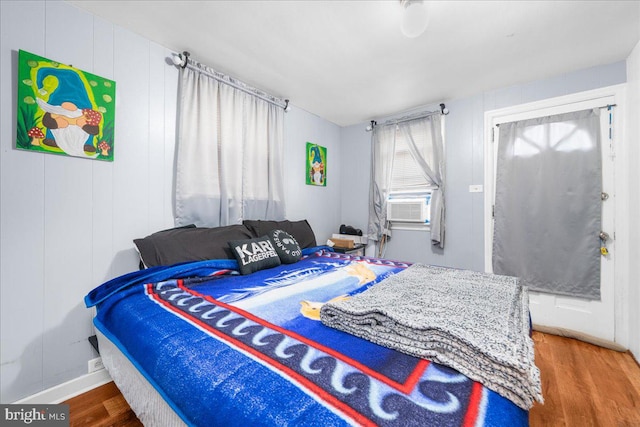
left=64, top=381, right=142, bottom=427
left=529, top=332, right=640, bottom=427
left=65, top=331, right=640, bottom=426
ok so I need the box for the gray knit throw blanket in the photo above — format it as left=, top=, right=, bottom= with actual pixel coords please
left=320, top=264, right=543, bottom=410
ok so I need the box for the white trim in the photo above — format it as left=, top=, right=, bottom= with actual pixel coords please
left=492, top=97, right=616, bottom=126
left=483, top=84, right=629, bottom=347
left=614, top=89, right=630, bottom=349
left=13, top=369, right=112, bottom=404
left=389, top=222, right=430, bottom=232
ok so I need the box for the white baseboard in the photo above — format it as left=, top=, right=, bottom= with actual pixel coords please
left=533, top=324, right=627, bottom=352
left=13, top=369, right=112, bottom=404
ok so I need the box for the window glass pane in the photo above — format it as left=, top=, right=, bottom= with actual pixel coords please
left=390, top=128, right=429, bottom=191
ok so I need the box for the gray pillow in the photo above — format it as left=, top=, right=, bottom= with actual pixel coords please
left=268, top=229, right=302, bottom=264
left=228, top=236, right=281, bottom=275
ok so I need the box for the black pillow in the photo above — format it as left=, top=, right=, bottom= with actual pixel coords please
left=228, top=236, right=281, bottom=275
left=134, top=224, right=196, bottom=269
left=242, top=219, right=317, bottom=249
left=134, top=224, right=254, bottom=267
left=268, top=229, right=302, bottom=264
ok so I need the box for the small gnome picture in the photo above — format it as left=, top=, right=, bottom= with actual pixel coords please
left=309, top=145, right=325, bottom=186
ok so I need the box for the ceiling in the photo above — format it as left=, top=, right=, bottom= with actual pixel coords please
left=69, top=0, right=640, bottom=127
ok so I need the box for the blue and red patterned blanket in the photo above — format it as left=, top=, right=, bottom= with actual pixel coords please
left=86, top=249, right=528, bottom=426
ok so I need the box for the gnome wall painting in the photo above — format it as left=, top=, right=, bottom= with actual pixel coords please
left=306, top=142, right=326, bottom=187
left=16, top=50, right=116, bottom=161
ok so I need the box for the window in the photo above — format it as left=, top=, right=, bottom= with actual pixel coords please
left=387, top=121, right=439, bottom=229
left=389, top=126, right=435, bottom=192
left=369, top=112, right=445, bottom=248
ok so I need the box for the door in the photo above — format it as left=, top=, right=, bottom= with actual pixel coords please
left=484, top=92, right=619, bottom=342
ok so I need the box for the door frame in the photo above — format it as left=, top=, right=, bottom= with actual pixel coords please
left=483, top=84, right=629, bottom=347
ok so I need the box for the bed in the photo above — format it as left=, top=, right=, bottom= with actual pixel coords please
left=85, top=221, right=539, bottom=426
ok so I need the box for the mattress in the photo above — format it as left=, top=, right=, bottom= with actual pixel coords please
left=87, top=249, right=529, bottom=426
left=96, top=328, right=186, bottom=426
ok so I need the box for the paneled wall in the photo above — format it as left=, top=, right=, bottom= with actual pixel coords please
left=284, top=107, right=341, bottom=245
left=0, top=1, right=343, bottom=402
left=0, top=1, right=178, bottom=402
left=340, top=61, right=626, bottom=272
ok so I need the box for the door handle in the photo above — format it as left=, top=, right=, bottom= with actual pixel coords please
left=599, top=231, right=610, bottom=242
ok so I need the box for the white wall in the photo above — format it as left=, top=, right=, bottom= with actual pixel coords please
left=284, top=107, right=342, bottom=244
left=340, top=61, right=627, bottom=271
left=626, top=39, right=640, bottom=361
left=0, top=0, right=179, bottom=403
left=338, top=124, right=371, bottom=235
left=0, top=1, right=342, bottom=403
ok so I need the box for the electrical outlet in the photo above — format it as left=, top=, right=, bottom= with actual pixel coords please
left=88, top=357, right=104, bottom=374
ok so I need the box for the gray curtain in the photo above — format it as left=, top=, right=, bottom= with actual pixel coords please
left=493, top=109, right=602, bottom=299
left=367, top=114, right=446, bottom=248
left=398, top=115, right=445, bottom=247
left=367, top=125, right=396, bottom=243
left=175, top=64, right=285, bottom=227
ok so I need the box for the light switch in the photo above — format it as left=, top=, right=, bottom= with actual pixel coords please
left=469, top=185, right=483, bottom=193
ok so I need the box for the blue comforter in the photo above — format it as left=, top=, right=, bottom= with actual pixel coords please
left=86, top=248, right=527, bottom=426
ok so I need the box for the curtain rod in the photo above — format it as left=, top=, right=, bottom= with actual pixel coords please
left=368, top=103, right=448, bottom=132
left=495, top=104, right=617, bottom=127
left=173, top=51, right=289, bottom=110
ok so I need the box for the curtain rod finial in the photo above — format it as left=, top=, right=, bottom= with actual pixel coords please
left=172, top=51, right=190, bottom=68
left=180, top=51, right=190, bottom=69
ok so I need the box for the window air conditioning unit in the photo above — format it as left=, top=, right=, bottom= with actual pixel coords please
left=387, top=198, right=429, bottom=223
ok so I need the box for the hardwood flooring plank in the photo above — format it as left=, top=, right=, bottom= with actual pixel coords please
left=585, top=345, right=639, bottom=419
left=529, top=332, right=566, bottom=427
left=103, top=394, right=132, bottom=418
left=66, top=382, right=142, bottom=427
left=565, top=337, right=615, bottom=427
left=65, top=381, right=120, bottom=411
left=556, top=336, right=600, bottom=425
